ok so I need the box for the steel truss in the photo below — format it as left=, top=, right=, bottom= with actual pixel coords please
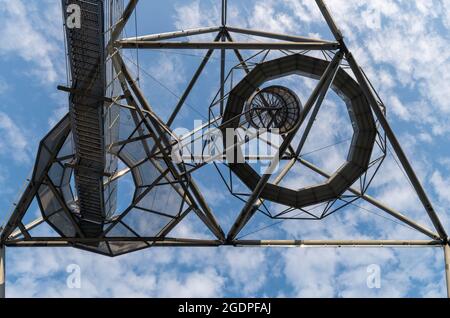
left=1, top=0, right=449, bottom=298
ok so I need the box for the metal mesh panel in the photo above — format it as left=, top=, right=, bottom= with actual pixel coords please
left=132, top=160, right=160, bottom=187
left=48, top=162, right=65, bottom=187
left=104, top=0, right=125, bottom=220
left=37, top=184, right=76, bottom=237
left=106, top=221, right=137, bottom=238
left=136, top=184, right=184, bottom=217
left=108, top=241, right=148, bottom=256
left=122, top=208, right=173, bottom=238
left=63, top=0, right=107, bottom=236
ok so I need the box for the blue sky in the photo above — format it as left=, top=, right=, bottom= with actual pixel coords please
left=1, top=0, right=450, bottom=297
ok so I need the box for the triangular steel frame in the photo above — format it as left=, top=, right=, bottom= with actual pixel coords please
left=1, top=0, right=449, bottom=298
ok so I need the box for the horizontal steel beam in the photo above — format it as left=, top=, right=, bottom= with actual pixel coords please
left=116, top=41, right=340, bottom=51
left=5, top=239, right=443, bottom=248
left=226, top=26, right=335, bottom=44
left=121, top=26, right=221, bottom=42
left=234, top=240, right=443, bottom=247
left=5, top=238, right=222, bottom=248
left=5, top=237, right=221, bottom=243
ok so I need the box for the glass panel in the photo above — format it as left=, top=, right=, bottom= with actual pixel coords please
left=58, top=133, right=74, bottom=158
left=43, top=118, right=70, bottom=151
left=109, top=241, right=147, bottom=255
left=118, top=108, right=139, bottom=141
left=135, top=184, right=184, bottom=217
left=76, top=242, right=111, bottom=256
left=122, top=208, right=172, bottom=237
left=33, top=146, right=51, bottom=182
left=106, top=221, right=136, bottom=238
left=48, top=162, right=65, bottom=187
left=38, top=184, right=63, bottom=216
left=119, top=138, right=152, bottom=166
left=132, top=159, right=161, bottom=187
left=47, top=211, right=76, bottom=237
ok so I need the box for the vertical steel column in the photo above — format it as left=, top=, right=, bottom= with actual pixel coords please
left=220, top=34, right=226, bottom=115
left=221, top=0, right=227, bottom=26
left=220, top=0, right=227, bottom=114
left=444, top=244, right=450, bottom=298
left=0, top=245, right=5, bottom=298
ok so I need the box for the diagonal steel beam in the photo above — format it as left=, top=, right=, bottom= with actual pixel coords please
left=113, top=52, right=226, bottom=241
left=226, top=40, right=342, bottom=228
left=111, top=53, right=224, bottom=240
left=110, top=0, right=139, bottom=44
left=167, top=32, right=223, bottom=126
left=294, top=56, right=341, bottom=157
left=227, top=52, right=344, bottom=241
left=8, top=217, right=44, bottom=241
left=235, top=63, right=340, bottom=227
left=224, top=30, right=250, bottom=73
left=346, top=53, right=447, bottom=240
left=0, top=115, right=71, bottom=243
left=316, top=0, right=447, bottom=240
left=298, top=158, right=441, bottom=240
left=315, top=0, right=343, bottom=41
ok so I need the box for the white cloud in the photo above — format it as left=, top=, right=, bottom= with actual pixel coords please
left=158, top=268, right=225, bottom=297
left=150, top=55, right=186, bottom=91
left=6, top=247, right=226, bottom=298
left=444, top=0, right=450, bottom=29
left=0, top=0, right=63, bottom=84
left=0, top=77, right=9, bottom=95
left=223, top=248, right=268, bottom=295
left=431, top=171, right=450, bottom=205
left=0, top=112, right=30, bottom=163
left=173, top=0, right=220, bottom=31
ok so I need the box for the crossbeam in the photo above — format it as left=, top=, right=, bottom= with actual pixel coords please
left=121, top=26, right=222, bottom=42
left=234, top=240, right=443, bottom=247
left=4, top=239, right=443, bottom=248
left=226, top=26, right=334, bottom=44
left=116, top=40, right=340, bottom=51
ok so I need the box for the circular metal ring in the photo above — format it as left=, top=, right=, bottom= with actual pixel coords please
left=244, top=85, right=302, bottom=134
left=222, top=54, right=377, bottom=210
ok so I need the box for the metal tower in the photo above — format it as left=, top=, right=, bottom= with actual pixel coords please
left=1, top=0, right=449, bottom=298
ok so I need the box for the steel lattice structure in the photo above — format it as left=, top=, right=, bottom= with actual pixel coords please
left=1, top=0, right=449, bottom=298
